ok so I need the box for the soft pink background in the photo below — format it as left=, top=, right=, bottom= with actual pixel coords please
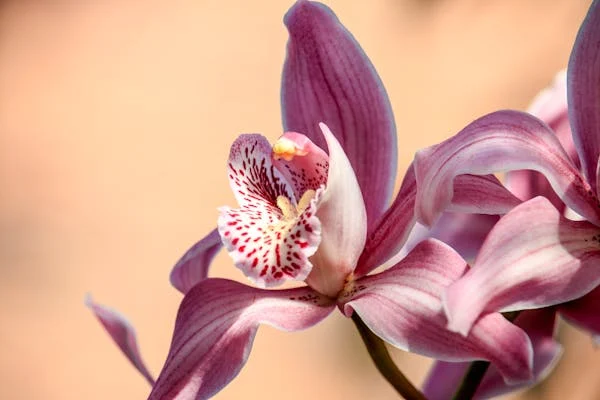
left=1, top=0, right=598, bottom=399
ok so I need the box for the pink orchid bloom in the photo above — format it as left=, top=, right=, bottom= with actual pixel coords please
left=421, top=71, right=570, bottom=400
left=413, top=0, right=600, bottom=347
left=89, top=1, right=536, bottom=398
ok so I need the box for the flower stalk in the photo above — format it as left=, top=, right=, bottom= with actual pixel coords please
left=451, top=311, right=522, bottom=400
left=351, top=313, right=427, bottom=400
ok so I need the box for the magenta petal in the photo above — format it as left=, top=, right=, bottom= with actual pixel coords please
left=505, top=72, right=577, bottom=212
left=414, top=110, right=600, bottom=227
left=568, top=0, right=600, bottom=192
left=450, top=174, right=522, bottom=215
left=282, top=0, right=397, bottom=225
left=86, top=296, right=154, bottom=385
left=355, top=164, right=416, bottom=278
left=428, top=212, right=500, bottom=262
left=341, top=239, right=533, bottom=384
left=170, top=228, right=222, bottom=294
left=423, top=309, right=561, bottom=400
left=560, top=285, right=600, bottom=335
left=444, top=197, right=600, bottom=336
left=148, top=279, right=335, bottom=400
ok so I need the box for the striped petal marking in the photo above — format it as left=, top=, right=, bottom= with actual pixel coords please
left=218, top=133, right=328, bottom=287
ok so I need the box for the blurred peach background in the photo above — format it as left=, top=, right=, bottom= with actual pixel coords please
left=1, top=0, right=597, bottom=399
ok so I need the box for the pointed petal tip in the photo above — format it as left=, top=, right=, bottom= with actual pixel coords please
left=284, top=1, right=334, bottom=30
left=443, top=278, right=482, bottom=337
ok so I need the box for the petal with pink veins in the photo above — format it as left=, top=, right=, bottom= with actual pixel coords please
left=304, top=123, right=367, bottom=296
left=86, top=296, right=155, bottom=385
left=449, top=174, right=522, bottom=215
left=414, top=110, right=600, bottom=227
left=444, top=197, right=600, bottom=336
left=422, top=309, right=561, bottom=400
left=568, top=0, right=600, bottom=192
left=340, top=239, right=534, bottom=384
left=170, top=228, right=222, bottom=294
left=148, top=278, right=335, bottom=400
left=218, top=134, right=322, bottom=287
left=282, top=0, right=397, bottom=226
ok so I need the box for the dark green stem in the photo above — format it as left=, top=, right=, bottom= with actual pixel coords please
left=452, top=311, right=522, bottom=400
left=351, top=313, right=427, bottom=400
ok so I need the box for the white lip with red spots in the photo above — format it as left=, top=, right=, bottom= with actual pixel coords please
left=218, top=133, right=326, bottom=287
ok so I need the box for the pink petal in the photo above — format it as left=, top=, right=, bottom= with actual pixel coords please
left=305, top=123, right=367, bottom=296
left=414, top=110, right=600, bottom=227
left=505, top=71, right=577, bottom=212
left=428, top=212, right=500, bottom=262
left=170, top=228, right=222, bottom=294
left=568, top=0, right=600, bottom=192
left=218, top=134, right=322, bottom=287
left=86, top=296, right=154, bottom=385
left=422, top=309, right=561, bottom=400
left=560, top=285, right=600, bottom=335
left=282, top=0, right=397, bottom=226
left=444, top=197, right=600, bottom=336
left=148, top=278, right=335, bottom=400
left=340, top=239, right=534, bottom=384
left=355, top=164, right=416, bottom=278
left=449, top=174, right=522, bottom=215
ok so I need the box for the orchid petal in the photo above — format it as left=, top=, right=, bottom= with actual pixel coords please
left=86, top=296, right=154, bottom=385
left=355, top=164, right=416, bottom=278
left=340, top=239, right=533, bottom=384
left=306, top=123, right=367, bottom=296
left=505, top=71, right=577, bottom=212
left=149, top=278, right=334, bottom=400
left=560, top=285, right=600, bottom=335
left=428, top=212, right=500, bottom=262
left=444, top=197, right=600, bottom=336
left=423, top=309, right=561, bottom=400
left=568, top=0, right=600, bottom=193
left=414, top=110, right=600, bottom=227
left=449, top=174, right=522, bottom=215
left=282, top=0, right=397, bottom=225
left=218, top=134, right=321, bottom=287
left=170, top=228, right=222, bottom=294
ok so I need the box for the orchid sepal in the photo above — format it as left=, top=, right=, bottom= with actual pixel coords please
left=282, top=0, right=397, bottom=227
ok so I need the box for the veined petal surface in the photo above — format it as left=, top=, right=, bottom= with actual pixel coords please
left=340, top=239, right=533, bottom=384
left=414, top=110, right=600, bottom=227
left=444, top=197, right=600, bottom=336
left=568, top=0, right=600, bottom=193
left=170, top=228, right=222, bottom=294
left=86, top=297, right=154, bottom=385
left=282, top=0, right=397, bottom=225
left=449, top=174, right=522, bottom=215
left=149, top=279, right=335, bottom=400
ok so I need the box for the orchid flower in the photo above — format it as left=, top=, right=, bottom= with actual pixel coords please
left=90, top=1, right=536, bottom=399
left=413, top=0, right=600, bottom=344
left=421, top=71, right=570, bottom=399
